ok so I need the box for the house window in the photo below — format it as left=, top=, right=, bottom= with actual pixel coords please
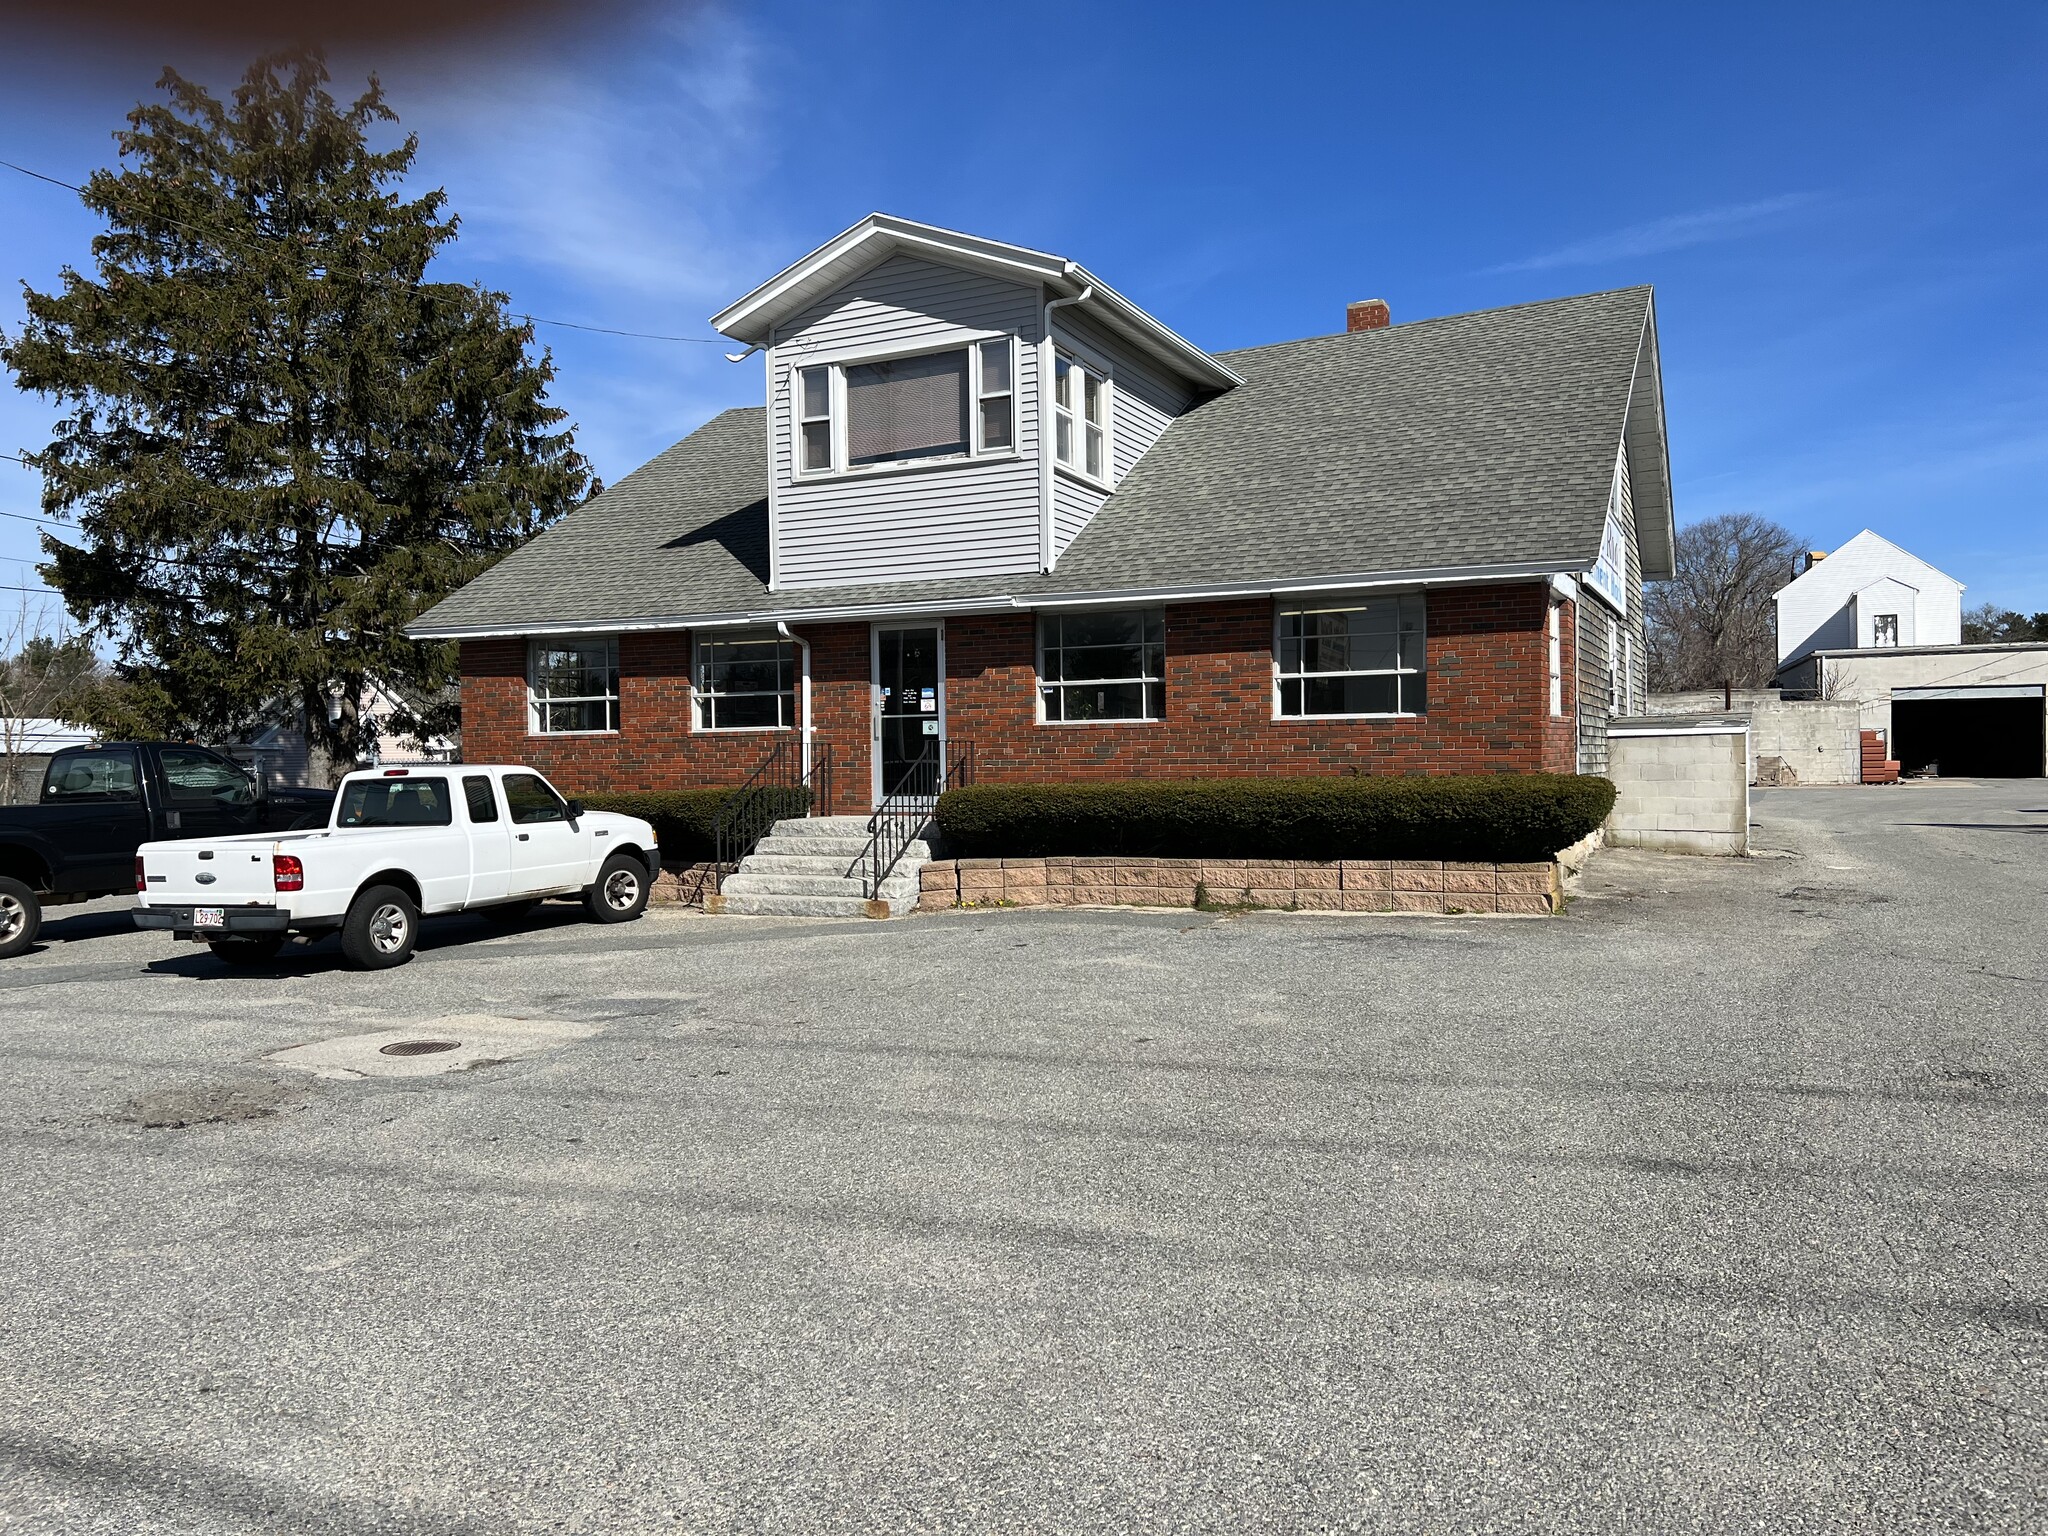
left=1052, top=351, right=1109, bottom=482
left=1873, top=613, right=1899, bottom=646
left=695, top=633, right=798, bottom=730
left=1548, top=604, right=1564, bottom=717
left=1606, top=615, right=1621, bottom=716
left=798, top=365, right=832, bottom=472
left=1276, top=594, right=1426, bottom=716
left=529, top=637, right=619, bottom=734
left=1039, top=609, right=1165, bottom=722
left=977, top=338, right=1013, bottom=452
left=795, top=341, right=1018, bottom=476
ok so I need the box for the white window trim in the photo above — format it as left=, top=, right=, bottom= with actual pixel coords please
left=790, top=333, right=1020, bottom=483
left=1549, top=603, right=1564, bottom=718
left=1035, top=607, right=1166, bottom=726
left=527, top=635, right=620, bottom=737
left=1049, top=340, right=1115, bottom=492
left=1271, top=596, right=1428, bottom=721
left=690, top=630, right=800, bottom=734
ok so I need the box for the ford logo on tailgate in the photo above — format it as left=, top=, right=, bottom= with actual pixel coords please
left=195, top=872, right=217, bottom=885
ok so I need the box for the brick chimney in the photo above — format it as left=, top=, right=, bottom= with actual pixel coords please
left=1346, top=298, right=1391, bottom=332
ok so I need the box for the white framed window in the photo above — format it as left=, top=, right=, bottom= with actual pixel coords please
left=694, top=632, right=798, bottom=730
left=1275, top=595, right=1426, bottom=717
left=797, top=364, right=832, bottom=473
left=1052, top=349, right=1111, bottom=484
left=976, top=337, right=1013, bottom=453
left=1549, top=604, right=1564, bottom=717
left=528, top=637, right=619, bottom=734
left=1873, top=613, right=1899, bottom=646
left=793, top=339, right=1017, bottom=478
left=1039, top=608, right=1164, bottom=723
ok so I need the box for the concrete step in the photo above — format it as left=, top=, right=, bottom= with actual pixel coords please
left=765, top=815, right=881, bottom=838
left=720, top=891, right=917, bottom=919
left=721, top=871, right=919, bottom=900
left=750, top=834, right=930, bottom=862
left=731, top=852, right=866, bottom=877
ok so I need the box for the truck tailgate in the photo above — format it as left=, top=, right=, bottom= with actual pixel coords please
left=138, top=838, right=281, bottom=906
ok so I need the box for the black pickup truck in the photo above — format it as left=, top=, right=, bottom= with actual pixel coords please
left=0, top=742, right=333, bottom=958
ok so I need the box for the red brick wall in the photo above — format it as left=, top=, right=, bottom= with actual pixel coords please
left=458, top=582, right=1575, bottom=804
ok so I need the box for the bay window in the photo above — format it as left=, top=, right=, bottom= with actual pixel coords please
left=695, top=633, right=798, bottom=730
left=1040, top=609, right=1164, bottom=722
left=1275, top=595, right=1427, bottom=717
left=795, top=337, right=1016, bottom=476
left=529, top=637, right=619, bottom=734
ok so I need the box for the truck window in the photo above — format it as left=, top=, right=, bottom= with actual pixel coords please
left=462, top=775, right=500, bottom=824
left=160, top=747, right=257, bottom=807
left=337, top=777, right=454, bottom=827
left=502, top=774, right=568, bottom=825
left=42, top=750, right=140, bottom=802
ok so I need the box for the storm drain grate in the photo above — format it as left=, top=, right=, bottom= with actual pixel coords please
left=378, top=1040, right=461, bottom=1057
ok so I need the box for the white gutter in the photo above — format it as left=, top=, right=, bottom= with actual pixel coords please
left=775, top=620, right=812, bottom=783
left=408, top=560, right=1576, bottom=640
left=1038, top=282, right=1093, bottom=572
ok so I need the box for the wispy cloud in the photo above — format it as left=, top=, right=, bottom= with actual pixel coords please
left=1485, top=194, right=1817, bottom=274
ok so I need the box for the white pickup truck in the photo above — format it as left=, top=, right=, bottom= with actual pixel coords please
left=133, top=766, right=660, bottom=969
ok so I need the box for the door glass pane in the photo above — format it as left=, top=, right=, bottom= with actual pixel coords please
left=463, top=776, right=500, bottom=823
left=160, top=748, right=255, bottom=806
left=42, top=750, right=140, bottom=801
left=503, top=774, right=568, bottom=824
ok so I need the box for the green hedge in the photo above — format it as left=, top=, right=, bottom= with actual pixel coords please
left=933, top=775, right=1616, bottom=864
left=577, top=785, right=811, bottom=863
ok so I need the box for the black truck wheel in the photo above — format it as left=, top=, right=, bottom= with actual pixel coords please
left=0, top=876, right=41, bottom=960
left=208, top=935, right=286, bottom=967
left=340, top=884, right=419, bottom=970
left=584, top=852, right=651, bottom=923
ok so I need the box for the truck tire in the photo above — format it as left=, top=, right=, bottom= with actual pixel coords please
left=208, top=935, right=286, bottom=967
left=0, top=876, right=41, bottom=960
left=340, top=884, right=419, bottom=970
left=584, top=852, right=651, bottom=924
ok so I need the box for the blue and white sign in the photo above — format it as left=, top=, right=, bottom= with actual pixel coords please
left=1587, top=472, right=1629, bottom=613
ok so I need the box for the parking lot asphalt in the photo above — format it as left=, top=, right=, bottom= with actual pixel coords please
left=1, top=781, right=2043, bottom=1534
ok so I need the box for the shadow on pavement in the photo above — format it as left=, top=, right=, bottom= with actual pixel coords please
left=140, top=901, right=596, bottom=978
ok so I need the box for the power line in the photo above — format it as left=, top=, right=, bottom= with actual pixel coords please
left=0, top=155, right=731, bottom=345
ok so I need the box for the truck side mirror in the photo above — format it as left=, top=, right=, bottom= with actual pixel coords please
left=565, top=799, right=585, bottom=824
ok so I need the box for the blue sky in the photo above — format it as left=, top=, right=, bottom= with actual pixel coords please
left=3, top=1, right=2045, bottom=618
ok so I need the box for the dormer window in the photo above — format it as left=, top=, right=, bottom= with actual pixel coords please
left=1053, top=350, right=1110, bottom=484
left=794, top=337, right=1016, bottom=477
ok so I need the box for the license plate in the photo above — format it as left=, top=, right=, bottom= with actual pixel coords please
left=192, top=907, right=225, bottom=929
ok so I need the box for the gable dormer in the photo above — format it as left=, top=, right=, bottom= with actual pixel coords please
left=711, top=215, right=1239, bottom=590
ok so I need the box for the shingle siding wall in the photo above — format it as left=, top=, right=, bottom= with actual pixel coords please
left=769, top=253, right=1045, bottom=587
left=1574, top=449, right=1647, bottom=774
left=459, top=583, right=1574, bottom=804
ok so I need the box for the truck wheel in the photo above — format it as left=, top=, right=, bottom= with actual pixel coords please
left=208, top=935, right=286, bottom=967
left=585, top=852, right=650, bottom=924
left=0, top=877, right=41, bottom=960
left=340, top=885, right=419, bottom=970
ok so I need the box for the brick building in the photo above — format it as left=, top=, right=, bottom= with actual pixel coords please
left=413, top=216, right=1673, bottom=810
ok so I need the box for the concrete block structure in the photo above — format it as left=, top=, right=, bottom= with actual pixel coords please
left=1603, top=716, right=1750, bottom=855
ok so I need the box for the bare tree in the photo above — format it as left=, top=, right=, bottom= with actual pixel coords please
left=0, top=600, right=101, bottom=803
left=1646, top=513, right=1805, bottom=691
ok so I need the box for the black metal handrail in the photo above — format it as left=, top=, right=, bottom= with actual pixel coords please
left=712, top=738, right=835, bottom=876
left=861, top=738, right=972, bottom=900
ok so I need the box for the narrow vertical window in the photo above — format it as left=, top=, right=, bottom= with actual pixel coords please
left=798, top=365, right=832, bottom=473
left=1606, top=615, right=1621, bottom=716
left=1052, top=350, right=1111, bottom=484
left=977, top=338, right=1014, bottom=452
left=1548, top=605, right=1563, bottom=717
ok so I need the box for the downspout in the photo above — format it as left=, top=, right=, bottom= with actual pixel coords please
left=776, top=620, right=812, bottom=789
left=1039, top=281, right=1094, bottom=572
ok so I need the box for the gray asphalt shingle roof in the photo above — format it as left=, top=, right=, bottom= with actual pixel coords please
left=411, top=286, right=1656, bottom=636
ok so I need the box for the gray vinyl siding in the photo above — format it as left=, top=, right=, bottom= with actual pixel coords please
left=1048, top=308, right=1197, bottom=565
left=769, top=253, right=1043, bottom=588
left=1576, top=446, right=1648, bottom=773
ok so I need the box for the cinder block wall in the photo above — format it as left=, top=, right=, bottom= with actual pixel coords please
left=1604, top=727, right=1749, bottom=855
left=1651, top=691, right=1861, bottom=784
